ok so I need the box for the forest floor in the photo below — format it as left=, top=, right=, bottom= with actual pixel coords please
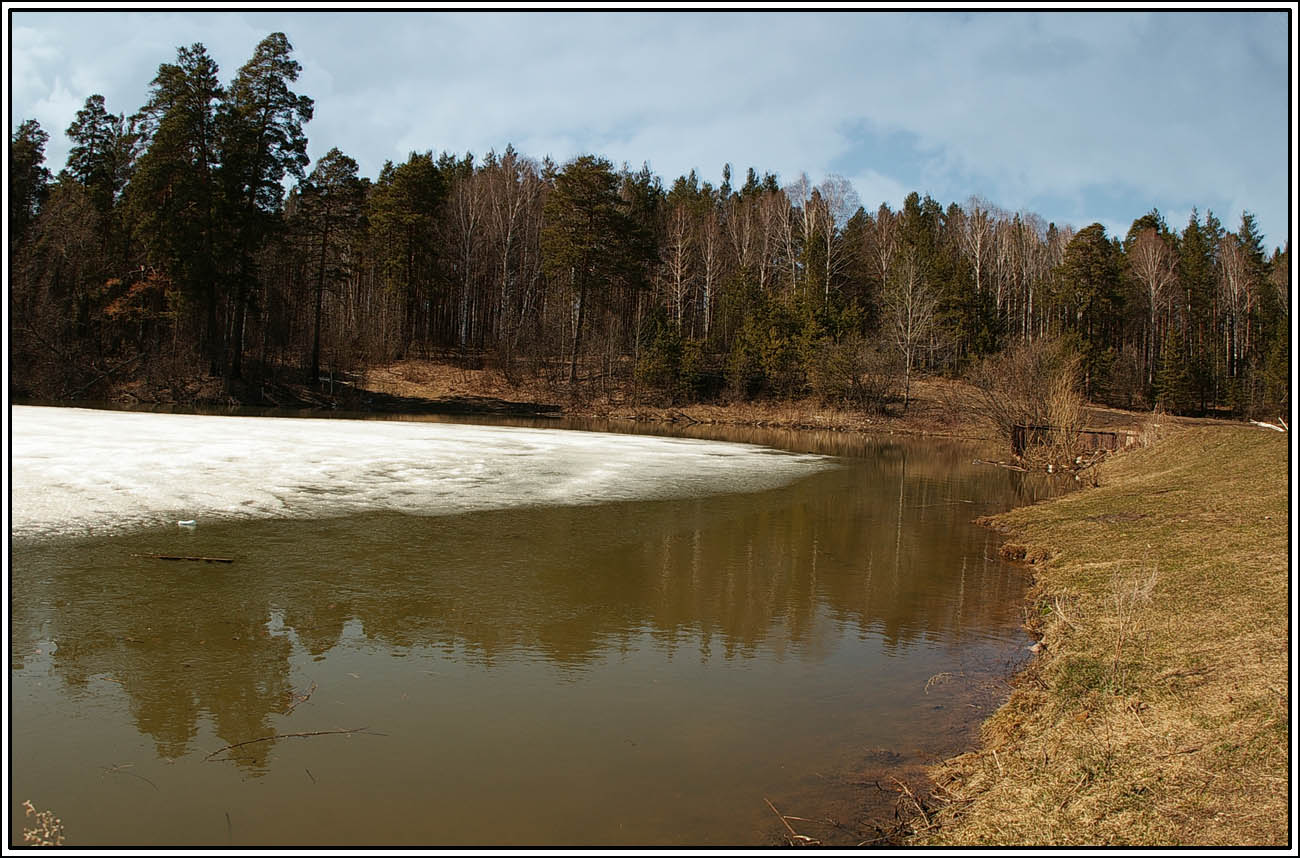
left=911, top=421, right=1290, bottom=847
left=353, top=357, right=1166, bottom=442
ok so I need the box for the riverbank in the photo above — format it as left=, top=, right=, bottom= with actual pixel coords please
left=913, top=421, right=1289, bottom=846
left=104, top=357, right=1161, bottom=443
left=351, top=358, right=1159, bottom=444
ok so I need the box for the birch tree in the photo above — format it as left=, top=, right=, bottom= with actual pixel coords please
left=884, top=247, right=938, bottom=411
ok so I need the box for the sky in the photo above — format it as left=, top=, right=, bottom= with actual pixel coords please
left=5, top=6, right=1295, bottom=250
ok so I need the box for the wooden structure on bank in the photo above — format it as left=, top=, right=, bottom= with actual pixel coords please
left=1011, top=424, right=1137, bottom=457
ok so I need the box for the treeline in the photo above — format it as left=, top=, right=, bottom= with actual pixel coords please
left=9, top=33, right=1290, bottom=417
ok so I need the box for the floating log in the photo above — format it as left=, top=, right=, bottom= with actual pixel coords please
left=131, top=553, right=233, bottom=563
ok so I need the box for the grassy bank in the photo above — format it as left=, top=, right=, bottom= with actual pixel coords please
left=916, top=423, right=1289, bottom=846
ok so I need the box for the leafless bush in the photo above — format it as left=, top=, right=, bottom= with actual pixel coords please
left=966, top=338, right=1086, bottom=465
left=807, top=334, right=901, bottom=414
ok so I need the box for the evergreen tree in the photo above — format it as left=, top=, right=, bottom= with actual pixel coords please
left=1055, top=223, right=1125, bottom=399
left=64, top=94, right=138, bottom=215
left=1153, top=326, right=1193, bottom=414
left=541, top=155, right=636, bottom=386
left=127, top=43, right=225, bottom=372
left=367, top=151, right=446, bottom=355
left=295, top=147, right=364, bottom=383
left=217, top=31, right=315, bottom=379
left=9, top=119, right=51, bottom=249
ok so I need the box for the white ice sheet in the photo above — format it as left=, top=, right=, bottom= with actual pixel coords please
left=10, top=406, right=832, bottom=540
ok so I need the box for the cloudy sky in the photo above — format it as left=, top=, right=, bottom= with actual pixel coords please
left=6, top=7, right=1293, bottom=249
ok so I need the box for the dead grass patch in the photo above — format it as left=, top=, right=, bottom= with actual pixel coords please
left=917, top=424, right=1289, bottom=847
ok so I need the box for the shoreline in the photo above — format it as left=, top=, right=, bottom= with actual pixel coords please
left=913, top=421, right=1289, bottom=846
left=19, top=363, right=1281, bottom=846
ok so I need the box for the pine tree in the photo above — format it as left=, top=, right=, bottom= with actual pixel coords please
left=1055, top=223, right=1125, bottom=399
left=541, top=155, right=636, bottom=386
left=295, top=147, right=364, bottom=383
left=217, top=31, right=315, bottom=379
left=367, top=151, right=446, bottom=356
left=9, top=120, right=51, bottom=249
left=64, top=94, right=138, bottom=215
left=127, top=43, right=225, bottom=372
left=1153, top=326, right=1192, bottom=414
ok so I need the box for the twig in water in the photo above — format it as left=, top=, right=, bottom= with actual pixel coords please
left=973, top=458, right=1028, bottom=472
left=131, top=553, right=234, bottom=564
left=305, top=768, right=317, bottom=784
left=764, top=797, right=820, bottom=846
left=284, top=682, right=317, bottom=715
left=100, top=762, right=159, bottom=791
left=889, top=776, right=931, bottom=828
left=205, top=726, right=381, bottom=761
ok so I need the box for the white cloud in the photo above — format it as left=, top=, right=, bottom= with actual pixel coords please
left=6, top=9, right=1290, bottom=247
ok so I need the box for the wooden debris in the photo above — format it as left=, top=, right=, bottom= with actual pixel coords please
left=205, top=726, right=380, bottom=761
left=131, top=553, right=233, bottom=564
left=764, top=797, right=820, bottom=846
left=973, top=458, right=1028, bottom=472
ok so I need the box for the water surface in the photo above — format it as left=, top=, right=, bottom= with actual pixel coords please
left=10, top=407, right=1056, bottom=846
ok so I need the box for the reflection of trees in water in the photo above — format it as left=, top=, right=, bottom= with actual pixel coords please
left=12, top=435, right=1053, bottom=770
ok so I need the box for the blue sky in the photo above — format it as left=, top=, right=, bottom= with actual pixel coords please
left=6, top=7, right=1294, bottom=250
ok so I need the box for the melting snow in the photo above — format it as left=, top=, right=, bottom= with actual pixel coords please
left=10, top=406, right=832, bottom=540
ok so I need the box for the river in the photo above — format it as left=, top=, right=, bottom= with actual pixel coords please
left=9, top=405, right=1056, bottom=846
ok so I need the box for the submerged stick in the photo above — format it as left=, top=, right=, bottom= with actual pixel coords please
left=764, top=798, right=819, bottom=846
left=132, top=553, right=234, bottom=564
left=284, top=682, right=317, bottom=715
left=205, top=726, right=379, bottom=761
left=973, top=458, right=1029, bottom=472
left=100, top=763, right=159, bottom=792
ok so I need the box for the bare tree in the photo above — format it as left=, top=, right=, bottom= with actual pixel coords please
left=884, top=247, right=938, bottom=411
left=778, top=173, right=812, bottom=294
left=696, top=207, right=723, bottom=340
left=815, top=174, right=860, bottom=302
left=661, top=201, right=693, bottom=327
left=482, top=148, right=543, bottom=375
left=756, top=188, right=786, bottom=295
left=866, top=203, right=900, bottom=299
left=1218, top=234, right=1252, bottom=378
left=1270, top=251, right=1289, bottom=319
left=960, top=196, right=996, bottom=299
left=446, top=170, right=487, bottom=348
left=1128, top=227, right=1177, bottom=383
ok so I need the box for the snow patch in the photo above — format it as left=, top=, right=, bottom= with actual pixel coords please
left=10, top=406, right=833, bottom=540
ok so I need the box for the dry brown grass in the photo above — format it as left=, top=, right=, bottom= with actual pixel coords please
left=359, top=359, right=1019, bottom=440
left=362, top=359, right=524, bottom=401
left=21, top=800, right=66, bottom=846
left=917, top=424, right=1290, bottom=846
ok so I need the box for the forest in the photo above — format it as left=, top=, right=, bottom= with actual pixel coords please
left=8, top=33, right=1291, bottom=419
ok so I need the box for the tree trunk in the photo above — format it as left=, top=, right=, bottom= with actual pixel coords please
left=568, top=270, right=588, bottom=387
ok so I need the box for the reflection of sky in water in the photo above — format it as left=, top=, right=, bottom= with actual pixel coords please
left=11, top=406, right=834, bottom=540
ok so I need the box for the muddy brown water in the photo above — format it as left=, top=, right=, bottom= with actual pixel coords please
left=9, top=410, right=1061, bottom=846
